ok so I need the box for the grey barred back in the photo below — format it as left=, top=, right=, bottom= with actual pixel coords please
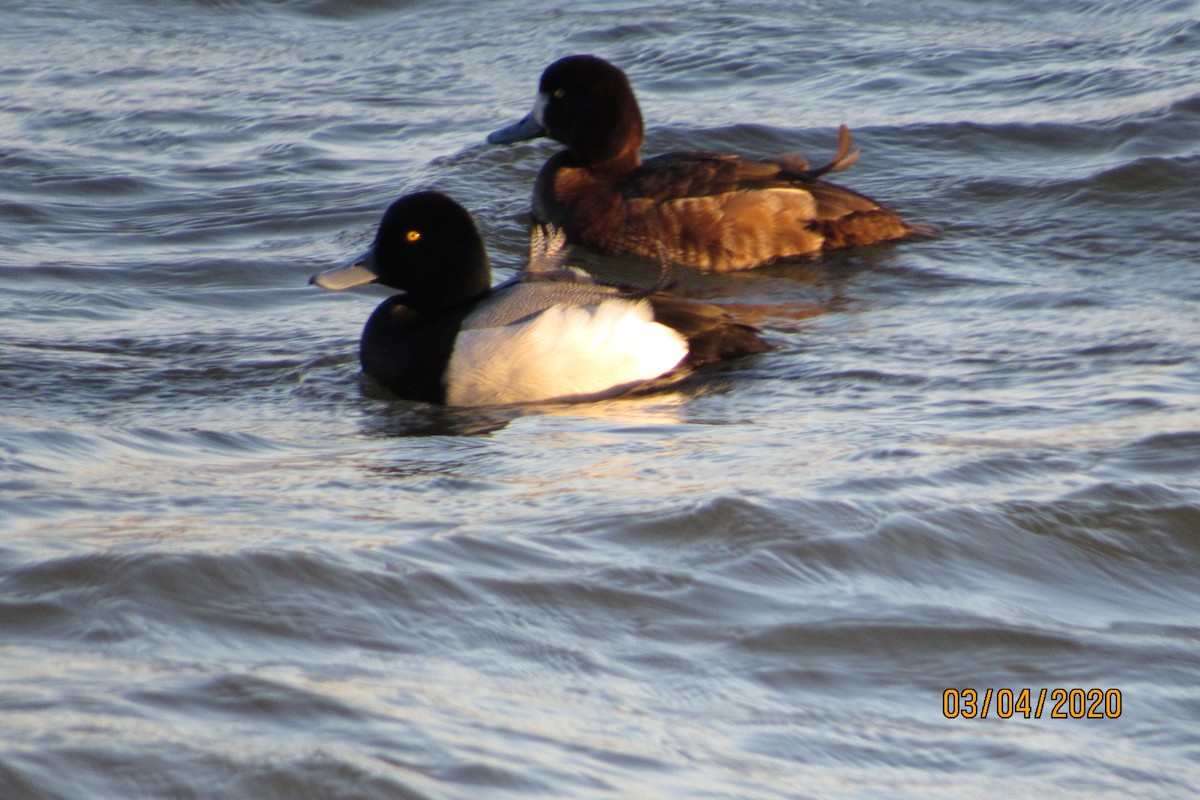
left=461, top=274, right=625, bottom=330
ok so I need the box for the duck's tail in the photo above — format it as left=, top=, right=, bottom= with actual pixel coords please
left=778, top=124, right=862, bottom=182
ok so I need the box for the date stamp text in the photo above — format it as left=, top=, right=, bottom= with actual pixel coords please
left=943, top=688, right=1122, bottom=719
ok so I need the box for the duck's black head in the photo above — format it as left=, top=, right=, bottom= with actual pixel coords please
left=311, top=191, right=491, bottom=311
left=489, top=55, right=644, bottom=168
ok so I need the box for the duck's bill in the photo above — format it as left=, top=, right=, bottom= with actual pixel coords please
left=487, top=112, right=546, bottom=144
left=309, top=246, right=380, bottom=291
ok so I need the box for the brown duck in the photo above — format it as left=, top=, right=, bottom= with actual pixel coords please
left=489, top=55, right=933, bottom=272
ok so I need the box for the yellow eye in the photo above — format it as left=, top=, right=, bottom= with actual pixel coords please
left=553, top=88, right=565, bottom=99
left=406, top=230, right=421, bottom=242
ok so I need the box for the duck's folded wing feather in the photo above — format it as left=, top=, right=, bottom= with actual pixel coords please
left=462, top=275, right=622, bottom=330
left=612, top=154, right=913, bottom=270
left=623, top=124, right=863, bottom=202
left=622, top=152, right=787, bottom=199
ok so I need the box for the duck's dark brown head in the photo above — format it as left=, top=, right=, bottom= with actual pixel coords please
left=489, top=55, right=644, bottom=171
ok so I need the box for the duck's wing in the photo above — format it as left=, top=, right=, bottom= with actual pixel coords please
left=610, top=128, right=918, bottom=270
left=464, top=267, right=623, bottom=331
left=623, top=124, right=861, bottom=201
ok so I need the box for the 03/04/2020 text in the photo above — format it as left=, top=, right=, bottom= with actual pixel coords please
left=942, top=688, right=1122, bottom=719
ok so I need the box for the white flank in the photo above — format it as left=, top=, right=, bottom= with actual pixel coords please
left=445, top=299, right=688, bottom=406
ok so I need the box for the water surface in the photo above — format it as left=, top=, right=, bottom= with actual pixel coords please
left=2, top=1, right=1199, bottom=798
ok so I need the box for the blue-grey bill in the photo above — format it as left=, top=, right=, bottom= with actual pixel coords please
left=487, top=113, right=546, bottom=144
left=310, top=247, right=380, bottom=291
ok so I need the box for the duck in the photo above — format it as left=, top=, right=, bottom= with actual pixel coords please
left=310, top=191, right=770, bottom=406
left=488, top=54, right=931, bottom=272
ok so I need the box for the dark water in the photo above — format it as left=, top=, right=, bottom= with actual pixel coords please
left=3, top=1, right=1200, bottom=797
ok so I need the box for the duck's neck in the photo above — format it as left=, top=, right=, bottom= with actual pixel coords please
left=588, top=140, right=642, bottom=177
left=572, top=102, right=643, bottom=172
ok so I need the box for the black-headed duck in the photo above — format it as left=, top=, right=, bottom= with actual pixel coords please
left=310, top=191, right=769, bottom=406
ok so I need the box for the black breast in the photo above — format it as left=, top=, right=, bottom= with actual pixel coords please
left=359, top=296, right=473, bottom=404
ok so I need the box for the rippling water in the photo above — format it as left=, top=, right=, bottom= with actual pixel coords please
left=3, top=1, right=1199, bottom=797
